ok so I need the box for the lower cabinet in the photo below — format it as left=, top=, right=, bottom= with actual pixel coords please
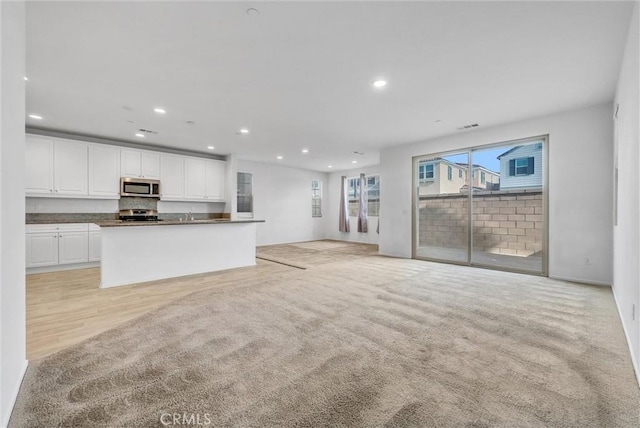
left=26, top=223, right=99, bottom=269
left=89, top=229, right=101, bottom=262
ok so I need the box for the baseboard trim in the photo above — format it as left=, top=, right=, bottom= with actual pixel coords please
left=549, top=275, right=611, bottom=287
left=26, top=261, right=99, bottom=275
left=1, top=359, right=28, bottom=428
left=611, top=290, right=640, bottom=388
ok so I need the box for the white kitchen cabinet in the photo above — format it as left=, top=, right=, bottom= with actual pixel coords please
left=184, top=158, right=226, bottom=201
left=26, top=233, right=59, bottom=267
left=121, top=149, right=160, bottom=179
left=88, top=144, right=121, bottom=198
left=25, top=136, right=55, bottom=195
left=184, top=158, right=207, bottom=200
left=25, top=136, right=88, bottom=196
left=26, top=223, right=92, bottom=269
left=89, top=230, right=101, bottom=262
left=160, top=154, right=184, bottom=200
left=58, top=231, right=89, bottom=265
left=205, top=160, right=226, bottom=201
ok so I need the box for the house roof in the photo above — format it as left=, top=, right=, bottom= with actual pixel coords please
left=497, top=146, right=522, bottom=159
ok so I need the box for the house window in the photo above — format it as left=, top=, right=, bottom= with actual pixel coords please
left=348, top=175, right=380, bottom=216
left=447, top=165, right=452, bottom=181
left=510, top=157, right=534, bottom=176
left=311, top=180, right=322, bottom=217
left=458, top=169, right=463, bottom=178
left=237, top=172, right=253, bottom=216
left=481, top=171, right=486, bottom=184
left=418, top=163, right=434, bottom=181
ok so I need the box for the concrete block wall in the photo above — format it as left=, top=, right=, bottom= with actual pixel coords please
left=419, top=191, right=543, bottom=256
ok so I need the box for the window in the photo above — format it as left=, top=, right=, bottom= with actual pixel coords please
left=509, top=157, right=534, bottom=176
left=418, top=163, right=434, bottom=181
left=237, top=172, right=253, bottom=216
left=481, top=171, right=486, bottom=184
left=311, top=180, right=322, bottom=217
left=458, top=169, right=463, bottom=178
left=447, top=165, right=452, bottom=181
left=347, top=175, right=380, bottom=216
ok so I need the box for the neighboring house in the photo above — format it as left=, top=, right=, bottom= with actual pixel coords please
left=418, top=158, right=467, bottom=195
left=497, top=142, right=543, bottom=190
left=418, top=159, right=499, bottom=195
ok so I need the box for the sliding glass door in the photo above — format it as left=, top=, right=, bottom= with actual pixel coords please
left=414, top=153, right=470, bottom=264
left=413, top=136, right=547, bottom=275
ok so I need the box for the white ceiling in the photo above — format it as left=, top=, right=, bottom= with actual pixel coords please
left=26, top=1, right=633, bottom=172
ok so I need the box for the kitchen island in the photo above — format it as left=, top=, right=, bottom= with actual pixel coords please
left=96, top=219, right=264, bottom=288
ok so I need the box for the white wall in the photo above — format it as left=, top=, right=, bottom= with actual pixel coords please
left=237, top=160, right=328, bottom=246
left=612, top=2, right=639, bottom=383
left=380, top=102, right=614, bottom=285
left=0, top=2, right=27, bottom=426
left=326, top=166, right=380, bottom=244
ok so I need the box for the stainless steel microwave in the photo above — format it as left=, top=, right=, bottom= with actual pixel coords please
left=120, top=177, right=160, bottom=198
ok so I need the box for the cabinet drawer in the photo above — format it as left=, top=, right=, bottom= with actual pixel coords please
left=26, top=223, right=89, bottom=233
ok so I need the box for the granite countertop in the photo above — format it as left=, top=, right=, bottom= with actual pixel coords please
left=95, top=219, right=265, bottom=228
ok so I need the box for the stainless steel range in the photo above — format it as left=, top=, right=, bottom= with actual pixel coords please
left=118, top=209, right=159, bottom=222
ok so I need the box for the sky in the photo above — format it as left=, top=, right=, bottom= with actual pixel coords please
left=441, top=146, right=511, bottom=173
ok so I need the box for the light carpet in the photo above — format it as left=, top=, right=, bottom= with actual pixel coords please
left=10, top=247, right=640, bottom=427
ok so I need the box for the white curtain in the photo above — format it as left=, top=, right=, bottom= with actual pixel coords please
left=339, top=176, right=350, bottom=232
left=357, top=173, right=368, bottom=233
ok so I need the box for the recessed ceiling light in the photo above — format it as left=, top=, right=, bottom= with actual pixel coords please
left=352, top=160, right=358, bottom=164
left=247, top=7, right=260, bottom=16
left=328, top=165, right=333, bottom=168
left=154, top=108, right=166, bottom=114
left=135, top=133, right=145, bottom=138
left=372, top=79, right=387, bottom=88
left=302, top=149, right=309, bottom=154
left=207, top=146, right=214, bottom=150
left=28, top=114, right=42, bottom=120
left=435, top=119, right=442, bottom=123
left=24, top=76, right=28, bottom=81
left=276, top=156, right=283, bottom=160
left=239, top=128, right=250, bottom=134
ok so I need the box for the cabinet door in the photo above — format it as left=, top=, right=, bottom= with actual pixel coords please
left=160, top=155, right=184, bottom=200
left=88, top=231, right=101, bottom=262
left=88, top=144, right=120, bottom=198
left=54, top=140, right=88, bottom=195
left=25, top=137, right=54, bottom=194
left=121, top=150, right=142, bottom=178
left=140, top=152, right=160, bottom=179
left=184, top=158, right=207, bottom=200
left=26, top=233, right=59, bottom=267
left=205, top=160, right=226, bottom=200
left=58, top=231, right=89, bottom=265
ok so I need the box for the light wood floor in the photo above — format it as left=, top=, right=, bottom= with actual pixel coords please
left=27, top=259, right=293, bottom=360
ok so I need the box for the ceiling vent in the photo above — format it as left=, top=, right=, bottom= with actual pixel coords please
left=352, top=151, right=365, bottom=156
left=456, top=123, right=479, bottom=131
left=138, top=128, right=159, bottom=135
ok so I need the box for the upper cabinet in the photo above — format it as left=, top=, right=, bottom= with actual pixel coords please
left=184, top=158, right=226, bottom=201
left=205, top=160, right=226, bottom=201
left=25, top=136, right=54, bottom=194
left=25, top=134, right=225, bottom=203
left=120, top=149, right=160, bottom=179
left=26, top=136, right=88, bottom=196
left=88, top=144, right=121, bottom=198
left=159, top=154, right=184, bottom=200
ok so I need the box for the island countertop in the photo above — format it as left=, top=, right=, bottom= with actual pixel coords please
left=95, top=219, right=265, bottom=228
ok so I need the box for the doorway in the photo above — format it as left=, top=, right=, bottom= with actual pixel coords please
left=413, top=136, right=547, bottom=275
